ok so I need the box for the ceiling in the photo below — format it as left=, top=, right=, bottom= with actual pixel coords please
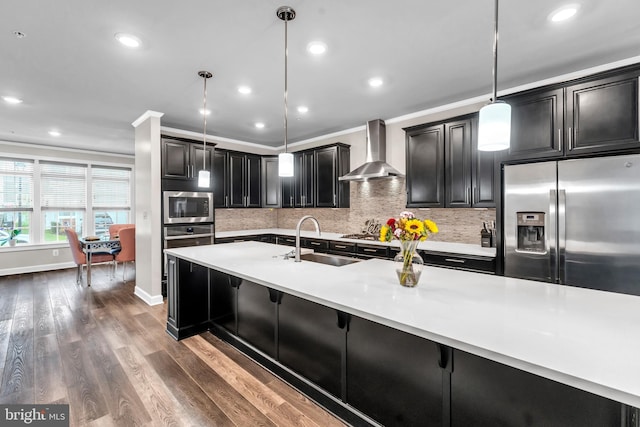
left=2, top=1, right=639, bottom=156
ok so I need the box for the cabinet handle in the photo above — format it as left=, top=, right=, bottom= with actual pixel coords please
left=334, top=244, right=347, bottom=249
left=558, top=128, right=563, bottom=151
left=362, top=248, right=378, bottom=253
left=225, top=196, right=228, bottom=206
left=474, top=187, right=478, bottom=203
left=467, top=187, right=471, bottom=204
left=311, top=242, right=321, bottom=246
left=302, top=195, right=305, bottom=207
left=568, top=127, right=573, bottom=151
left=334, top=194, right=337, bottom=206
left=290, top=196, right=293, bottom=206
left=445, top=258, right=466, bottom=263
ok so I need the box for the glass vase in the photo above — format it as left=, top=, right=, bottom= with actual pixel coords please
left=394, top=240, right=423, bottom=287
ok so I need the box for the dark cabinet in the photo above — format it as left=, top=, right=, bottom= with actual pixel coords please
left=347, top=316, right=444, bottom=427
left=451, top=349, right=622, bottom=427
left=282, top=151, right=314, bottom=208
left=236, top=279, right=277, bottom=358
left=210, top=269, right=236, bottom=334
left=566, top=71, right=639, bottom=155
left=471, top=115, right=497, bottom=207
left=261, top=156, right=280, bottom=207
left=161, top=137, right=214, bottom=185
left=315, top=144, right=350, bottom=208
left=166, top=256, right=210, bottom=340
left=445, top=118, right=472, bottom=207
left=278, top=294, right=344, bottom=399
left=213, top=150, right=228, bottom=208
left=228, top=152, right=261, bottom=208
left=406, top=124, right=445, bottom=207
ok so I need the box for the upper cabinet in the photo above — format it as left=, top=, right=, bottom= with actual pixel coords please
left=282, top=143, right=350, bottom=209
left=261, top=156, right=280, bottom=208
left=405, top=114, right=495, bottom=208
left=228, top=152, right=261, bottom=208
left=213, top=150, right=228, bottom=208
left=504, top=69, right=640, bottom=161
left=161, top=136, right=214, bottom=185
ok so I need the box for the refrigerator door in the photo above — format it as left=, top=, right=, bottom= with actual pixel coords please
left=504, top=162, right=558, bottom=282
left=558, top=154, right=640, bottom=295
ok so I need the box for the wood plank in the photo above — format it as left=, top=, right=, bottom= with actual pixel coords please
left=34, top=334, right=67, bottom=404
left=0, top=319, right=13, bottom=373
left=34, top=281, right=55, bottom=337
left=146, top=349, right=235, bottom=427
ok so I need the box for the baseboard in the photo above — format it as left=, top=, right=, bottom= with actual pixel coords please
left=134, top=286, right=164, bottom=306
left=0, top=262, right=76, bottom=276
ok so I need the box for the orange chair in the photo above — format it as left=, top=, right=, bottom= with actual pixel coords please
left=109, top=223, right=134, bottom=239
left=113, top=226, right=135, bottom=282
left=65, top=228, right=114, bottom=285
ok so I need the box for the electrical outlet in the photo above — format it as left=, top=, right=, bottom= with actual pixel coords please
left=52, top=249, right=59, bottom=257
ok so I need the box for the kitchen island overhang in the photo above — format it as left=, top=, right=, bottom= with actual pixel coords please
left=165, top=241, right=640, bottom=414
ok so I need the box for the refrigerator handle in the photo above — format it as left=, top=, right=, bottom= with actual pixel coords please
left=549, top=189, right=559, bottom=283
left=558, top=189, right=567, bottom=284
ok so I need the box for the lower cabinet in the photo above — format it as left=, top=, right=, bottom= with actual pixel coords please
left=166, top=256, right=210, bottom=340
left=347, top=316, right=444, bottom=427
left=451, top=349, right=622, bottom=427
left=278, top=294, right=345, bottom=399
left=236, top=279, right=277, bottom=358
left=209, top=269, right=236, bottom=334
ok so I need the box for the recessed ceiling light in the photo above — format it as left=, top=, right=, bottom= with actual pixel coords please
left=297, top=106, right=309, bottom=114
left=13, top=31, right=26, bottom=39
left=2, top=96, right=23, bottom=104
left=48, top=130, right=61, bottom=137
left=307, top=41, right=327, bottom=55
left=238, top=86, right=252, bottom=95
left=548, top=4, right=580, bottom=22
left=255, top=122, right=265, bottom=129
left=199, top=109, right=211, bottom=116
left=114, top=33, right=142, bottom=48
left=368, top=77, right=384, bottom=88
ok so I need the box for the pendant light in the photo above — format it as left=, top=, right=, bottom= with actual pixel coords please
left=197, top=70, right=212, bottom=187
left=277, top=6, right=295, bottom=177
left=478, top=0, right=511, bottom=151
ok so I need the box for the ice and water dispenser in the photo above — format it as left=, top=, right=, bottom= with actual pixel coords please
left=516, top=212, right=546, bottom=253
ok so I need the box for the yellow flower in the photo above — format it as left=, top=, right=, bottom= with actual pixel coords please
left=405, top=219, right=424, bottom=235
left=379, top=225, right=389, bottom=242
left=424, top=219, right=438, bottom=234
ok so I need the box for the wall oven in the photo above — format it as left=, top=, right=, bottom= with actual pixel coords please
left=163, top=191, right=213, bottom=224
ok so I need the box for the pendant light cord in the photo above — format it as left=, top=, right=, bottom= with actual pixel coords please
left=283, top=15, right=289, bottom=154
left=202, top=75, right=208, bottom=169
left=492, top=0, right=499, bottom=103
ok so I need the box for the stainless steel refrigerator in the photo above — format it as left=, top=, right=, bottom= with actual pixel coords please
left=503, top=153, right=640, bottom=296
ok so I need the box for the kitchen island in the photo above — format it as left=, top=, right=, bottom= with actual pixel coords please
left=165, top=241, right=640, bottom=427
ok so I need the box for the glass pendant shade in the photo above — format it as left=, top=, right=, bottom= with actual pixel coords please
left=278, top=152, right=294, bottom=177
left=197, top=170, right=210, bottom=188
left=478, top=101, right=511, bottom=151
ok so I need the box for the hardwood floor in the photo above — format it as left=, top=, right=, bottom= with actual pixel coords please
left=0, top=266, right=347, bottom=427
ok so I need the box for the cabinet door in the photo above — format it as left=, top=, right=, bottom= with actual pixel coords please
left=281, top=175, right=295, bottom=208
left=293, top=153, right=304, bottom=207
left=347, top=316, right=444, bottom=427
left=451, top=349, right=622, bottom=427
left=261, top=156, right=280, bottom=207
left=471, top=116, right=497, bottom=207
left=213, top=150, right=228, bottom=208
left=301, top=151, right=315, bottom=207
left=505, top=88, right=563, bottom=161
left=192, top=145, right=214, bottom=187
left=162, top=139, right=191, bottom=179
left=236, top=280, right=276, bottom=358
left=566, top=72, right=639, bottom=155
left=445, top=118, right=472, bottom=207
left=210, top=269, right=236, bottom=334
left=278, top=294, right=344, bottom=398
left=406, top=124, right=445, bottom=207
left=315, top=146, right=338, bottom=207
left=228, top=152, right=245, bottom=207
left=245, top=154, right=262, bottom=207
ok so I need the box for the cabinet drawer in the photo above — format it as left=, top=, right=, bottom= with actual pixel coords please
left=356, top=244, right=389, bottom=259
left=329, top=241, right=357, bottom=255
left=304, top=238, right=329, bottom=251
left=421, top=251, right=496, bottom=274
left=215, top=235, right=257, bottom=244
left=276, top=236, right=297, bottom=246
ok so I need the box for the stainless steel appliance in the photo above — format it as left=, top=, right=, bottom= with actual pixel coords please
left=163, top=191, right=213, bottom=224
left=503, top=154, right=640, bottom=295
left=162, top=224, right=215, bottom=295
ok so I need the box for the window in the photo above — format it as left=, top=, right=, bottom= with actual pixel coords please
left=92, top=166, right=131, bottom=236
left=0, top=156, right=132, bottom=246
left=0, top=158, right=34, bottom=245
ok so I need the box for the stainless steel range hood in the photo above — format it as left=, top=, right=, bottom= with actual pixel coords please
left=339, top=119, right=404, bottom=181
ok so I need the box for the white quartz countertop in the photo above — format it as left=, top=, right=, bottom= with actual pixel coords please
left=216, top=228, right=496, bottom=257
left=166, top=241, right=640, bottom=408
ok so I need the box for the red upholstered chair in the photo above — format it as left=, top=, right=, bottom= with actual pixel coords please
left=65, top=228, right=114, bottom=285
left=113, top=226, right=135, bottom=282
left=109, top=223, right=134, bottom=239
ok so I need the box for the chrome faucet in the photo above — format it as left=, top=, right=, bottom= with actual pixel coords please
left=295, top=215, right=321, bottom=262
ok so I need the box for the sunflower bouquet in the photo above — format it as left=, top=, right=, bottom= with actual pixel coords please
left=379, top=211, right=438, bottom=286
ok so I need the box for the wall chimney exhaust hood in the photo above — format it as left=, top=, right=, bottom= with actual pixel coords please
left=339, top=119, right=404, bottom=181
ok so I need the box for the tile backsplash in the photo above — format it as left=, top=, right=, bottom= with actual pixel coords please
left=215, top=178, right=496, bottom=245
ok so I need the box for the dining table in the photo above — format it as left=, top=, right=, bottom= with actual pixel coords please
left=79, top=235, right=121, bottom=286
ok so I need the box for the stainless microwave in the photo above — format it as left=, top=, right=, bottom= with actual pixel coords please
left=163, top=191, right=213, bottom=224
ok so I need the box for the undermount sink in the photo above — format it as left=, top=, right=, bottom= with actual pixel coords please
left=299, top=252, right=362, bottom=267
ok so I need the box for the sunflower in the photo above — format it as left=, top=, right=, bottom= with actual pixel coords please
left=404, top=219, right=424, bottom=236
left=424, top=219, right=438, bottom=234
